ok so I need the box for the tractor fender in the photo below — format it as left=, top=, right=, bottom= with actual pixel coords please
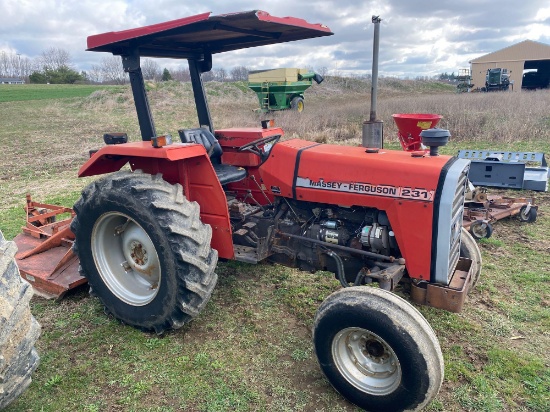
left=78, top=141, right=208, bottom=177
left=78, top=141, right=235, bottom=259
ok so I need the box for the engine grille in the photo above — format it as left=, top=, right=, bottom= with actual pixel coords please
left=433, top=159, right=470, bottom=284
left=447, top=166, right=469, bottom=279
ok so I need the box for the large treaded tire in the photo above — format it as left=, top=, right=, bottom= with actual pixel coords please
left=313, top=287, right=443, bottom=412
left=290, top=96, right=304, bottom=112
left=0, top=231, right=41, bottom=409
left=71, top=170, right=218, bottom=334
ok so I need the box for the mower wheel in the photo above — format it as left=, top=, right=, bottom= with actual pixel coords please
left=290, top=96, right=304, bottom=112
left=519, top=205, right=537, bottom=223
left=313, top=287, right=443, bottom=412
left=469, top=220, right=493, bottom=240
left=460, top=227, right=482, bottom=288
left=71, top=170, right=218, bottom=334
left=0, top=231, right=41, bottom=409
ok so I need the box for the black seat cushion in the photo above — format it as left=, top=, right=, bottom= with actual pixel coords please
left=178, top=128, right=246, bottom=185
left=214, top=163, right=248, bottom=185
left=178, top=128, right=223, bottom=163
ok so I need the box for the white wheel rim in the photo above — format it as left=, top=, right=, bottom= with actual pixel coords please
left=92, top=212, right=161, bottom=306
left=332, top=327, right=402, bottom=395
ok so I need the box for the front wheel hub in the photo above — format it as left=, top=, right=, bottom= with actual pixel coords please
left=333, top=327, right=401, bottom=395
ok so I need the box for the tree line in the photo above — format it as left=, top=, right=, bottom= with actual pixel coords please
left=1, top=47, right=85, bottom=84
left=2, top=46, right=457, bottom=85
left=0, top=47, right=252, bottom=84
left=0, top=51, right=34, bottom=79
left=87, top=56, right=251, bottom=84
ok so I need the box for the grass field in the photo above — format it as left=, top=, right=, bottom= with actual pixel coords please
left=0, top=84, right=122, bottom=102
left=1, top=82, right=549, bottom=412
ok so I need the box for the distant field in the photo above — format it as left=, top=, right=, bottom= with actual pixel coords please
left=1, top=79, right=549, bottom=412
left=0, top=84, right=120, bottom=102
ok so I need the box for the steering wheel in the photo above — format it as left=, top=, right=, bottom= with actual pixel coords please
left=238, top=134, right=282, bottom=158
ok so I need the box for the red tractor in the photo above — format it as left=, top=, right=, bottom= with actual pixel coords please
left=69, top=10, right=480, bottom=411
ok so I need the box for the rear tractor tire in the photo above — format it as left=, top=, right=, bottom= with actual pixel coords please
left=313, top=287, right=444, bottom=412
left=0, top=231, right=41, bottom=409
left=71, top=170, right=218, bottom=334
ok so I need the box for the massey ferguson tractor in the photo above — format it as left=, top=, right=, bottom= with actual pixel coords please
left=15, top=10, right=482, bottom=412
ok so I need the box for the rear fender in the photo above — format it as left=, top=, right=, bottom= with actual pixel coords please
left=78, top=141, right=234, bottom=258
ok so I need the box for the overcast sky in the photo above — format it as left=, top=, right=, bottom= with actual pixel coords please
left=1, top=0, right=550, bottom=78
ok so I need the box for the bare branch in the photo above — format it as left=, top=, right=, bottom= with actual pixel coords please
left=39, top=47, right=72, bottom=71
left=141, top=59, right=160, bottom=81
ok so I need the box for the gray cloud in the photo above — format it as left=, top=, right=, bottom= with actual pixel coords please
left=1, top=0, right=549, bottom=78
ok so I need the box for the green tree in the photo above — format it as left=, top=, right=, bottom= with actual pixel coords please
left=29, top=71, right=48, bottom=84
left=161, top=68, right=172, bottom=81
left=46, top=66, right=83, bottom=84
left=28, top=66, right=83, bottom=84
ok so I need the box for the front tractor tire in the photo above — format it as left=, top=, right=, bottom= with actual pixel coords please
left=71, top=171, right=218, bottom=334
left=313, top=287, right=443, bottom=412
left=460, top=227, right=482, bottom=288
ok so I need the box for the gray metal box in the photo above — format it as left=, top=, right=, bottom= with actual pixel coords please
left=457, top=150, right=548, bottom=192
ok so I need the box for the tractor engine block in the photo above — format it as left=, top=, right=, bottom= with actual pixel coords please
left=229, top=197, right=401, bottom=285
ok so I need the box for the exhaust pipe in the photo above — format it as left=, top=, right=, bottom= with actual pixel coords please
left=362, top=15, right=383, bottom=148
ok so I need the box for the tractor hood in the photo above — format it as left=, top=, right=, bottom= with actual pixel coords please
left=87, top=10, right=333, bottom=58
left=260, top=139, right=452, bottom=204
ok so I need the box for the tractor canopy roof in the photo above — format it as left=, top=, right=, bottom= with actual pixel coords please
left=87, top=10, right=333, bottom=58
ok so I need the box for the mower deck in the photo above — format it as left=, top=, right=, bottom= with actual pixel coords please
left=13, top=196, right=85, bottom=299
left=463, top=194, right=536, bottom=232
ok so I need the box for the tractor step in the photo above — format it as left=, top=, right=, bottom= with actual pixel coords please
left=410, top=257, right=472, bottom=313
left=233, top=245, right=258, bottom=264
left=13, top=195, right=86, bottom=299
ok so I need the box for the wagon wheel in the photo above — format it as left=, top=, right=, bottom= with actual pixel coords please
left=518, top=205, right=537, bottom=223
left=313, top=287, right=443, bottom=412
left=469, top=220, right=493, bottom=240
left=71, top=170, right=218, bottom=334
left=290, top=96, right=305, bottom=112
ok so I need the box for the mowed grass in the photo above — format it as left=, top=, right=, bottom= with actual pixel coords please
left=0, top=84, right=121, bottom=102
left=1, top=81, right=549, bottom=411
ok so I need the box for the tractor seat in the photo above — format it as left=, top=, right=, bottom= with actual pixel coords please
left=178, top=128, right=247, bottom=185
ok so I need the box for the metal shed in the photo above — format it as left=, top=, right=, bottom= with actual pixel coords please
left=0, top=78, right=24, bottom=84
left=470, top=40, right=550, bottom=91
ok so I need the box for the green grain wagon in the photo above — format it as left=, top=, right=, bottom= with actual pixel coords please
left=248, top=68, right=323, bottom=112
